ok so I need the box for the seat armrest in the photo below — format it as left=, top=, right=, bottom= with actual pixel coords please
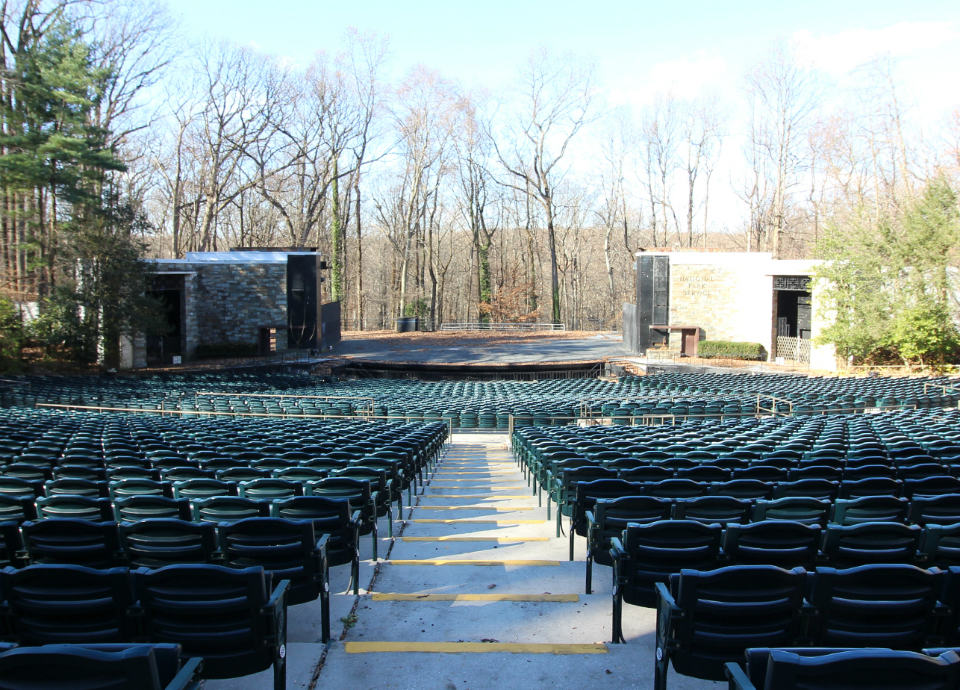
left=266, top=579, right=291, bottom=612
left=610, top=537, right=625, bottom=562
left=654, top=582, right=680, bottom=613
left=350, top=509, right=363, bottom=526
left=724, top=662, right=757, bottom=690
left=166, top=656, right=203, bottom=690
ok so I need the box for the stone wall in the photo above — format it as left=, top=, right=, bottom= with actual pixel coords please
left=193, top=264, right=287, bottom=346
left=151, top=261, right=287, bottom=359
left=668, top=256, right=775, bottom=354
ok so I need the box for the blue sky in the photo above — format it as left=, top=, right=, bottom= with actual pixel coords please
left=162, top=0, right=960, bottom=228
left=165, top=0, right=960, bottom=105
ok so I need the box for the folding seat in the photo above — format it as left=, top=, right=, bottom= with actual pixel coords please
left=840, top=477, right=903, bottom=499
left=0, top=642, right=202, bottom=690
left=115, top=518, right=217, bottom=568
left=672, top=496, right=752, bottom=525
left=723, top=521, right=821, bottom=569
left=789, top=466, right=842, bottom=482
left=822, top=522, right=922, bottom=568
left=547, top=465, right=616, bottom=527
left=920, top=524, right=960, bottom=568
left=798, top=456, right=845, bottom=471
left=131, top=565, right=289, bottom=690
left=217, top=518, right=331, bottom=638
left=584, top=496, right=672, bottom=593
left=53, top=465, right=107, bottom=482
left=905, top=476, right=960, bottom=499
left=641, top=479, right=705, bottom=500
left=713, top=456, right=750, bottom=470
left=911, top=495, right=960, bottom=527
left=2, top=463, right=53, bottom=482
left=19, top=518, right=123, bottom=568
left=807, top=564, right=949, bottom=649
left=842, top=462, right=895, bottom=479
left=0, top=564, right=137, bottom=644
left=774, top=479, right=839, bottom=501
left=0, top=476, right=43, bottom=500
left=618, top=466, right=673, bottom=483
left=752, top=497, right=831, bottom=526
left=735, top=464, right=790, bottom=482
left=830, top=496, right=909, bottom=525
left=725, top=648, right=960, bottom=690
left=709, top=479, right=774, bottom=500
left=0, top=494, right=37, bottom=523
left=36, top=495, right=114, bottom=522
left=43, top=478, right=108, bottom=498
left=106, top=466, right=160, bottom=482
left=109, top=479, right=173, bottom=500
left=567, top=479, right=643, bottom=561
left=158, top=467, right=215, bottom=483
left=609, top=520, right=722, bottom=609
left=191, top=496, right=270, bottom=523
left=251, top=458, right=298, bottom=472
left=677, top=466, right=730, bottom=483
left=172, top=479, right=238, bottom=500
left=270, top=496, right=362, bottom=594
left=650, top=565, right=808, bottom=689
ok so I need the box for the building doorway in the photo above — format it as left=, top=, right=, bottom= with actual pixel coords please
left=145, top=275, right=184, bottom=365
left=775, top=290, right=812, bottom=340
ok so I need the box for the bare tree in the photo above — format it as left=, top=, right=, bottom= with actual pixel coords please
left=491, top=46, right=598, bottom=325
left=742, top=40, right=823, bottom=257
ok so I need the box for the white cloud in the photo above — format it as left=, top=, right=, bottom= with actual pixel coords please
left=793, top=22, right=960, bottom=74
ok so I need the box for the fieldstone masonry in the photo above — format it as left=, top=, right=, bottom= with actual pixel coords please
left=193, top=264, right=286, bottom=345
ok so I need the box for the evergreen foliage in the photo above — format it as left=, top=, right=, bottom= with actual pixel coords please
left=815, top=177, right=960, bottom=367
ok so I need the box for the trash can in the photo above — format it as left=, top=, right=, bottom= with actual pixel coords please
left=396, top=317, right=418, bottom=333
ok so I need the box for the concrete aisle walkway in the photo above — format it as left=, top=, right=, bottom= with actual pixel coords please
left=315, top=434, right=722, bottom=690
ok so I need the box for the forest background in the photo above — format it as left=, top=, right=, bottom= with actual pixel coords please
left=1, top=0, right=959, bottom=367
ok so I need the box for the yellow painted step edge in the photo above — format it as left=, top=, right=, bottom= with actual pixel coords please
left=344, top=641, right=607, bottom=654
left=408, top=506, right=533, bottom=511
left=401, top=536, right=549, bottom=542
left=405, top=519, right=546, bottom=524
left=370, top=593, right=578, bottom=602
left=388, top=559, right=559, bottom=566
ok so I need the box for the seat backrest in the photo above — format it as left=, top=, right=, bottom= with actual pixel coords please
left=919, top=525, right=960, bottom=569
left=774, top=480, right=839, bottom=501
left=808, top=564, right=945, bottom=649
left=572, top=479, right=643, bottom=532
left=830, top=496, right=909, bottom=525
left=752, top=497, right=831, bottom=526
left=617, top=520, right=722, bottom=607
left=909, top=494, right=960, bottom=526
left=217, top=517, right=321, bottom=606
left=641, top=479, right=705, bottom=499
left=760, top=648, right=960, bottom=690
left=119, top=519, right=218, bottom=569
left=192, top=496, right=270, bottom=523
left=113, top=496, right=192, bottom=522
left=0, top=564, right=136, bottom=644
left=0, top=643, right=191, bottom=690
left=839, top=477, right=903, bottom=499
left=672, top=496, right=752, bottom=525
left=709, top=479, right=774, bottom=500
left=822, top=522, right=921, bottom=568
left=723, top=521, right=821, bottom=569
left=668, top=565, right=808, bottom=682
left=133, top=564, right=282, bottom=681
left=905, top=476, right=960, bottom=499
left=21, top=519, right=123, bottom=568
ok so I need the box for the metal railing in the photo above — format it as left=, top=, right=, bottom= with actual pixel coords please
left=439, top=322, right=566, bottom=332
left=194, top=392, right=376, bottom=414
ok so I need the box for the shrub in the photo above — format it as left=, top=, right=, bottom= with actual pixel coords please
left=697, top=340, right=766, bottom=361
left=194, top=342, right=259, bottom=360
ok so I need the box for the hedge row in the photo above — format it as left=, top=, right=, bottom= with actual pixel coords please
left=697, top=340, right=766, bottom=361
left=193, top=342, right=259, bottom=360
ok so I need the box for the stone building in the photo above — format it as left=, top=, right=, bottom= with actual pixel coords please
left=121, top=250, right=339, bottom=368
left=623, top=250, right=837, bottom=370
